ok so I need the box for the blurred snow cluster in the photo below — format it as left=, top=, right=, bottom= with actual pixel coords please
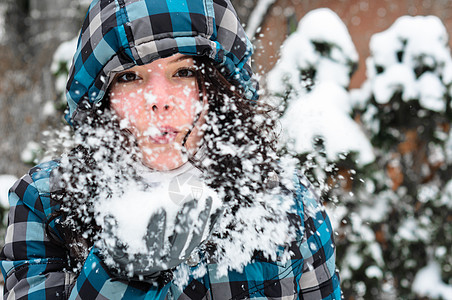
left=267, top=8, right=374, bottom=166
left=0, top=175, right=17, bottom=230
left=358, top=15, right=452, bottom=112
left=268, top=8, right=358, bottom=94
left=0, top=3, right=6, bottom=44
left=51, top=37, right=78, bottom=103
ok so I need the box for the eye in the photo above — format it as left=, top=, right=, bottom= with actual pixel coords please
left=174, top=68, right=195, bottom=78
left=116, top=72, right=141, bottom=83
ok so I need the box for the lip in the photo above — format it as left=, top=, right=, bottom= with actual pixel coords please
left=149, top=126, right=179, bottom=144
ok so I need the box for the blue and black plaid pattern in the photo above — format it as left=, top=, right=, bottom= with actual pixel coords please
left=66, top=0, right=258, bottom=125
left=0, top=162, right=341, bottom=299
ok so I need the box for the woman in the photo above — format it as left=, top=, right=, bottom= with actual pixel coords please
left=0, top=0, right=341, bottom=299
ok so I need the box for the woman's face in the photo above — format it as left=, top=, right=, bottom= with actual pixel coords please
left=109, top=54, right=206, bottom=170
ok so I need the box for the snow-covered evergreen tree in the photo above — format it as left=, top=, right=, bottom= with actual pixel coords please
left=352, top=15, right=452, bottom=299
left=267, top=10, right=452, bottom=299
left=266, top=7, right=374, bottom=194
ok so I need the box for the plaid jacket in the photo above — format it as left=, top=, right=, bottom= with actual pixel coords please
left=0, top=160, right=341, bottom=299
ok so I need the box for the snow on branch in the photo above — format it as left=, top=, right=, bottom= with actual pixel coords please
left=365, top=15, right=452, bottom=112
left=266, top=8, right=373, bottom=166
left=245, top=0, right=276, bottom=39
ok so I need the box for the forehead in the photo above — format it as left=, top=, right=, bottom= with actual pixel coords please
left=129, top=54, right=195, bottom=72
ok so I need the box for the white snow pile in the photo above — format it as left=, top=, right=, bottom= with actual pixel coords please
left=362, top=15, right=452, bottom=112
left=279, top=82, right=374, bottom=165
left=95, top=162, right=222, bottom=260
left=0, top=175, right=17, bottom=208
left=412, top=260, right=452, bottom=300
left=267, top=8, right=358, bottom=95
left=266, top=8, right=374, bottom=165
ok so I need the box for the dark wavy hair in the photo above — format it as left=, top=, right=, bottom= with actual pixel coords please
left=48, top=57, right=280, bottom=270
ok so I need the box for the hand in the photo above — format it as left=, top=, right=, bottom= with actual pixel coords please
left=100, top=196, right=219, bottom=281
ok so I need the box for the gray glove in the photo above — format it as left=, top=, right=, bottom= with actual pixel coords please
left=101, top=196, right=218, bottom=281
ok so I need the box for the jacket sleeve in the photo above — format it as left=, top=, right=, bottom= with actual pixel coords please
left=0, top=167, right=170, bottom=299
left=296, top=176, right=342, bottom=300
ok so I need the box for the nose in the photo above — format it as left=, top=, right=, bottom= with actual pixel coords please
left=144, top=78, right=174, bottom=114
left=151, top=99, right=172, bottom=113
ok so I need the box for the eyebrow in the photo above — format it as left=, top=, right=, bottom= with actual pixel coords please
left=168, top=55, right=193, bottom=65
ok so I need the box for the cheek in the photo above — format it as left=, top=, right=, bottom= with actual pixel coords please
left=110, top=92, right=144, bottom=124
left=174, top=85, right=200, bottom=120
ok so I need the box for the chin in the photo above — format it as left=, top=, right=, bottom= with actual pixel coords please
left=142, top=152, right=187, bottom=171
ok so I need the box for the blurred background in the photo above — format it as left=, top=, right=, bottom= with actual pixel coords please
left=1, top=0, right=452, bottom=299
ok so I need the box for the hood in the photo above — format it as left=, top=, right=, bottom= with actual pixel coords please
left=65, top=0, right=258, bottom=125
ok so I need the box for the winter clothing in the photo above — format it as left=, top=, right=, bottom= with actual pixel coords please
left=0, top=160, right=341, bottom=299
left=66, top=0, right=258, bottom=125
